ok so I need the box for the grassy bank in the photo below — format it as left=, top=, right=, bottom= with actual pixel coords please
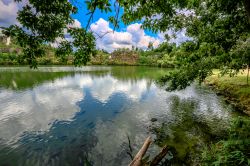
left=202, top=70, right=250, bottom=165
left=202, top=116, right=250, bottom=165
left=205, top=70, right=250, bottom=116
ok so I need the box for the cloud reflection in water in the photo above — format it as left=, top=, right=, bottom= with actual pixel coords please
left=0, top=70, right=232, bottom=166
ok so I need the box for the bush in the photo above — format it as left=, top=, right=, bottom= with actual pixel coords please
left=138, top=55, right=158, bottom=66
left=90, top=53, right=109, bottom=65
left=202, top=117, right=250, bottom=166
left=0, top=53, right=20, bottom=65
left=38, top=58, right=53, bottom=65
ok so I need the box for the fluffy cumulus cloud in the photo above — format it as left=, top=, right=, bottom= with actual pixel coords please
left=68, top=19, right=82, bottom=29
left=0, top=0, right=19, bottom=27
left=64, top=19, right=82, bottom=40
left=90, top=18, right=193, bottom=52
left=127, top=23, right=160, bottom=48
left=90, top=18, right=161, bottom=52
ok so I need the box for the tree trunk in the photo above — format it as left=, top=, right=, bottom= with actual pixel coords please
left=243, top=0, right=250, bottom=23
left=247, top=64, right=249, bottom=85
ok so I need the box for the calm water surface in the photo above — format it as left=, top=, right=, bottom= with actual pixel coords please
left=0, top=66, right=233, bottom=165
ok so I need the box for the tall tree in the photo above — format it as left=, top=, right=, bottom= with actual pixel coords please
left=118, top=0, right=250, bottom=89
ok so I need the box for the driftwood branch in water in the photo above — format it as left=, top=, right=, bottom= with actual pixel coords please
left=150, top=145, right=168, bottom=166
left=129, top=136, right=152, bottom=166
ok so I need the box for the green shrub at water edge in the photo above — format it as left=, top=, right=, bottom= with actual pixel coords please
left=202, top=117, right=250, bottom=166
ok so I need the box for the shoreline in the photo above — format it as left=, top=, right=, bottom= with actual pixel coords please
left=205, top=71, right=250, bottom=116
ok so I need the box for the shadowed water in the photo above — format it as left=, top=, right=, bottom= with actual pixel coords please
left=0, top=66, right=233, bottom=165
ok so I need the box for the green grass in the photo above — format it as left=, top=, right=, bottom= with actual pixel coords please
left=206, top=70, right=250, bottom=115
left=202, top=117, right=250, bottom=166
left=202, top=71, right=250, bottom=165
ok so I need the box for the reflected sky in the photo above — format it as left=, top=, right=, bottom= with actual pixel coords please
left=0, top=74, right=153, bottom=140
left=0, top=66, right=233, bottom=166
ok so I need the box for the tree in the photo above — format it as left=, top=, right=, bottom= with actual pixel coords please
left=2, top=0, right=102, bottom=68
left=3, top=0, right=250, bottom=89
left=154, top=42, right=176, bottom=54
left=2, top=0, right=73, bottom=68
left=121, top=0, right=250, bottom=89
left=229, top=34, right=250, bottom=85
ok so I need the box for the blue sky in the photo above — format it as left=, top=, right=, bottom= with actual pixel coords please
left=0, top=0, right=190, bottom=52
left=70, top=1, right=164, bottom=52
left=71, top=2, right=157, bottom=37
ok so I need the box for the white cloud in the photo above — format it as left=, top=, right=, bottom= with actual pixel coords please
left=127, top=23, right=144, bottom=43
left=127, top=23, right=160, bottom=48
left=68, top=19, right=82, bottom=28
left=0, top=0, right=29, bottom=27
left=90, top=18, right=161, bottom=52
left=0, top=0, right=19, bottom=27
left=90, top=18, right=192, bottom=52
left=158, top=29, right=192, bottom=45
left=50, top=19, right=82, bottom=47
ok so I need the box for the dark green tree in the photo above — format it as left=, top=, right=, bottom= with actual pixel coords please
left=2, top=0, right=99, bottom=68
left=119, top=0, right=250, bottom=89
left=3, top=0, right=74, bottom=67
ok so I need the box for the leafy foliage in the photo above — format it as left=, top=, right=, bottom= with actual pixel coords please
left=2, top=0, right=75, bottom=68
left=55, top=41, right=73, bottom=63
left=118, top=0, right=250, bottom=90
left=202, top=117, right=250, bottom=166
left=2, top=0, right=250, bottom=89
left=56, top=28, right=97, bottom=66
left=2, top=0, right=96, bottom=68
left=228, top=34, right=250, bottom=84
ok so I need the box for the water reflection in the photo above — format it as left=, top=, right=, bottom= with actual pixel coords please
left=0, top=67, right=232, bottom=166
left=153, top=95, right=230, bottom=164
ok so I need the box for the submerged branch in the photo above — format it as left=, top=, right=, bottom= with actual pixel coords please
left=129, top=136, right=152, bottom=166
left=150, top=145, right=168, bottom=166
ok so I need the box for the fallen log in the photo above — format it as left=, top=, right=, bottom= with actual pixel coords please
left=149, top=145, right=168, bottom=166
left=129, top=136, right=152, bottom=166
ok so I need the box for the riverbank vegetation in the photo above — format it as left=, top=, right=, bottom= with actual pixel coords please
left=1, top=0, right=250, bottom=165
left=206, top=70, right=250, bottom=115
left=0, top=40, right=70, bottom=65
left=90, top=42, right=177, bottom=67
left=202, top=116, right=250, bottom=165
left=152, top=97, right=250, bottom=165
left=0, top=40, right=179, bottom=67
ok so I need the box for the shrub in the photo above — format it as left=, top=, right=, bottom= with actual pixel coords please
left=202, top=117, right=250, bottom=166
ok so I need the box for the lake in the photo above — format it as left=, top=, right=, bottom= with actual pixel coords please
left=0, top=66, right=233, bottom=165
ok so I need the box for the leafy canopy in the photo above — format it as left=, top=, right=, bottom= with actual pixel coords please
left=3, top=0, right=97, bottom=68
left=118, top=0, right=250, bottom=89
left=3, top=0, right=250, bottom=88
